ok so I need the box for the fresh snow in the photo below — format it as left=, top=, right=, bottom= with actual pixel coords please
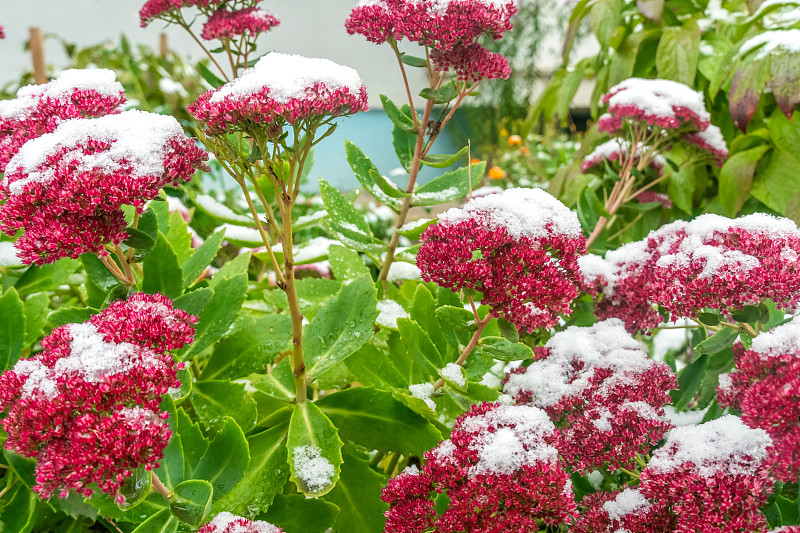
left=605, top=78, right=710, bottom=125
left=739, top=29, right=800, bottom=59
left=376, top=299, right=409, bottom=328
left=441, top=362, right=466, bottom=387
left=210, top=52, right=364, bottom=104
left=292, top=444, right=335, bottom=493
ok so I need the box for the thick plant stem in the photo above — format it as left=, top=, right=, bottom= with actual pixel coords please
left=377, top=96, right=436, bottom=283
left=281, top=208, right=307, bottom=403
left=150, top=471, right=172, bottom=500
left=433, top=313, right=492, bottom=391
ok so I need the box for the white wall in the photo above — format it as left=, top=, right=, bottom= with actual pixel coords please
left=0, top=0, right=430, bottom=107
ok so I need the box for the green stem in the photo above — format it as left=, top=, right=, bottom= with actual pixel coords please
left=150, top=471, right=172, bottom=500
left=433, top=313, right=492, bottom=391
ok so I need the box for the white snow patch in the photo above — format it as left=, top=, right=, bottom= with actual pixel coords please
left=376, top=299, right=409, bottom=328
left=441, top=362, right=466, bottom=387
left=292, top=444, right=335, bottom=493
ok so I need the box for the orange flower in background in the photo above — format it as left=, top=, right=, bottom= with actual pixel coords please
left=488, top=166, right=505, bottom=180
left=471, top=158, right=482, bottom=164
left=520, top=146, right=530, bottom=154
left=508, top=134, right=522, bottom=146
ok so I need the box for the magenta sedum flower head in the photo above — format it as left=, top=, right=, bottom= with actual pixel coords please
left=571, top=488, right=676, bottom=533
left=345, top=0, right=516, bottom=81
left=201, top=7, right=280, bottom=40
left=418, top=188, right=585, bottom=332
left=0, top=293, right=196, bottom=502
left=600, top=77, right=711, bottom=132
left=639, top=415, right=773, bottom=532
left=198, top=512, right=284, bottom=533
left=682, top=124, right=729, bottom=167
left=718, top=316, right=800, bottom=482
left=189, top=52, right=368, bottom=136
left=581, top=213, right=800, bottom=332
left=139, top=0, right=223, bottom=27
left=580, top=139, right=666, bottom=175
left=383, top=402, right=576, bottom=532
left=0, top=109, right=208, bottom=265
left=503, top=319, right=676, bottom=472
left=0, top=68, right=125, bottom=173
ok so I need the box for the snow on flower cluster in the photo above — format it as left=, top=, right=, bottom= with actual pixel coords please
left=198, top=512, right=283, bottom=533
left=346, top=0, right=517, bottom=82
left=417, top=188, right=585, bottom=332
left=0, top=69, right=125, bottom=174
left=595, top=78, right=728, bottom=165
left=581, top=213, right=800, bottom=331
left=189, top=52, right=368, bottom=136
left=574, top=416, right=774, bottom=532
left=382, top=402, right=577, bottom=532
left=0, top=109, right=208, bottom=264
left=580, top=139, right=666, bottom=175
left=0, top=293, right=196, bottom=502
left=503, top=319, right=677, bottom=472
left=717, top=316, right=800, bottom=482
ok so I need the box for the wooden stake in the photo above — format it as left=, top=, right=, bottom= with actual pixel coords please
left=29, top=27, right=47, bottom=84
left=159, top=33, right=168, bottom=57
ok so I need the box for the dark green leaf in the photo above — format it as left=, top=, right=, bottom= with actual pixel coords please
left=197, top=62, right=226, bottom=88
left=323, top=451, right=387, bottom=533
left=400, top=54, right=427, bottom=68
left=165, top=211, right=194, bottom=265
left=0, top=483, right=37, bottom=533
left=117, top=467, right=153, bottom=512
left=732, top=305, right=762, bottom=323
left=392, top=109, right=417, bottom=171
left=124, top=228, right=156, bottom=254
left=696, top=312, right=720, bottom=326
left=193, top=417, right=250, bottom=500
left=667, top=166, right=695, bottom=214
left=287, top=401, right=343, bottom=496
left=398, top=317, right=444, bottom=370
left=177, top=408, right=208, bottom=477
left=476, top=336, right=534, bottom=361
left=261, top=494, right=340, bottom=533
left=319, top=178, right=388, bottom=255
left=671, top=353, right=709, bottom=410
left=213, top=422, right=290, bottom=516
left=169, top=480, right=213, bottom=526
left=694, top=326, right=739, bottom=355
left=344, top=141, right=402, bottom=211
left=191, top=380, right=258, bottom=433
left=22, top=293, right=49, bottom=348
left=143, top=232, right=183, bottom=299
left=154, top=397, right=184, bottom=488
left=305, top=274, right=378, bottom=381
left=203, top=314, right=292, bottom=380
left=0, top=288, right=25, bottom=371
left=719, top=145, right=770, bottom=216
left=497, top=317, right=520, bottom=343
left=435, top=305, right=478, bottom=331
left=418, top=84, right=458, bottom=104
left=751, top=149, right=800, bottom=214
left=317, top=387, right=442, bottom=456
left=253, top=359, right=297, bottom=404
left=368, top=169, right=410, bottom=198
left=13, top=258, right=79, bottom=296
left=182, top=273, right=247, bottom=359
left=172, top=287, right=214, bottom=318
left=130, top=509, right=179, bottom=533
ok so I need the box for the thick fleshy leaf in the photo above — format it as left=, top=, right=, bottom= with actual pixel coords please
left=191, top=380, right=257, bottom=433
left=316, top=387, right=442, bottom=456
left=667, top=165, right=695, bottom=215
left=287, top=402, right=343, bottom=496
left=0, top=288, right=25, bottom=371
left=202, top=314, right=292, bottom=380
left=14, top=258, right=79, bottom=296
left=422, top=146, right=469, bottom=169
left=213, top=422, right=290, bottom=516
left=22, top=293, right=48, bottom=349
left=165, top=211, right=193, bottom=265
left=751, top=149, right=800, bottom=214
left=328, top=245, right=369, bottom=281
left=169, top=480, right=213, bottom=526
left=411, top=162, right=485, bottom=206
left=154, top=397, right=184, bottom=487
left=181, top=272, right=247, bottom=359
left=398, top=317, right=444, bottom=369
left=183, top=228, right=225, bottom=288
left=475, top=336, right=534, bottom=361
left=143, top=232, right=183, bottom=299
left=345, top=344, right=409, bottom=390
left=345, top=141, right=403, bottom=210
left=380, top=94, right=416, bottom=133
left=392, top=104, right=417, bottom=171
left=263, top=278, right=342, bottom=320
left=323, top=451, right=388, bottom=533
left=130, top=509, right=179, bottom=533
left=261, top=494, right=340, bottom=533
left=656, top=24, right=701, bottom=85
left=670, top=353, right=710, bottom=410
left=193, top=417, right=250, bottom=501
left=172, top=287, right=214, bottom=318
left=718, top=144, right=770, bottom=215
left=253, top=358, right=297, bottom=403
left=435, top=306, right=478, bottom=331
left=176, top=408, right=209, bottom=476
left=0, top=483, right=37, bottom=533
left=305, top=274, right=378, bottom=381
left=319, top=178, right=388, bottom=254
left=729, top=59, right=770, bottom=131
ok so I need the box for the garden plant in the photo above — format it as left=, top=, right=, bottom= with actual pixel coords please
left=0, top=0, right=799, bottom=532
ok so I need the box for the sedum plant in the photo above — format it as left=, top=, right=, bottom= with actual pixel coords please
left=0, top=1, right=799, bottom=533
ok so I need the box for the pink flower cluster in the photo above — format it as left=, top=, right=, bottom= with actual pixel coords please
left=345, top=0, right=516, bottom=81
left=0, top=110, right=208, bottom=265
left=718, top=317, right=800, bottom=482
left=139, top=0, right=223, bottom=27
left=189, top=52, right=368, bottom=136
left=575, top=416, right=774, bottom=532
left=201, top=6, right=280, bottom=40
left=417, top=188, right=585, bottom=332
left=0, top=69, right=125, bottom=174
left=581, top=213, right=800, bottom=332
left=597, top=78, right=728, bottom=166
left=382, top=402, right=577, bottom=532
left=198, top=512, right=283, bottom=533
left=580, top=139, right=666, bottom=175
left=0, top=293, right=196, bottom=502
left=503, top=320, right=676, bottom=472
